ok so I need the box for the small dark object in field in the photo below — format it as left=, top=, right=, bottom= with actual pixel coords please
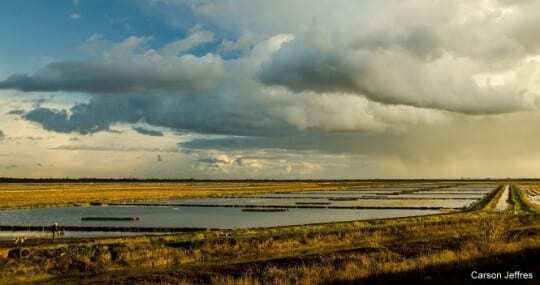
left=241, top=208, right=288, bottom=212
left=295, top=202, right=332, bottom=205
left=81, top=217, right=140, bottom=221
left=328, top=197, right=359, bottom=201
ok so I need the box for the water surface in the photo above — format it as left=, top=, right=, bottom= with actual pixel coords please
left=0, top=205, right=440, bottom=229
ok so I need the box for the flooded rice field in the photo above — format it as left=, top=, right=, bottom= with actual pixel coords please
left=162, top=197, right=477, bottom=208
left=0, top=206, right=441, bottom=230
left=0, top=183, right=497, bottom=238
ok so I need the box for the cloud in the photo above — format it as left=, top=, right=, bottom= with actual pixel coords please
left=195, top=153, right=244, bottom=173
left=263, top=91, right=449, bottom=133
left=133, top=127, right=164, bottom=137
left=217, top=32, right=262, bottom=55
left=24, top=107, right=107, bottom=134
left=0, top=33, right=224, bottom=94
left=197, top=154, right=242, bottom=166
left=160, top=26, right=214, bottom=56
left=258, top=1, right=540, bottom=114
left=51, top=144, right=178, bottom=153
left=184, top=147, right=331, bottom=176
left=178, top=133, right=380, bottom=155
left=14, top=31, right=448, bottom=137
left=192, top=152, right=268, bottom=173
left=23, top=136, right=44, bottom=141
left=6, top=109, right=25, bottom=115
left=69, top=12, right=81, bottom=20
left=139, top=0, right=540, bottom=116
left=21, top=92, right=296, bottom=136
left=7, top=0, right=540, bottom=171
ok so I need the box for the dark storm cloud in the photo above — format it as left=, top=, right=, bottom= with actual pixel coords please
left=133, top=127, right=164, bottom=137
left=0, top=58, right=223, bottom=94
left=197, top=156, right=241, bottom=165
left=258, top=26, right=440, bottom=96
left=24, top=107, right=110, bottom=134
left=178, top=132, right=397, bottom=155
left=260, top=49, right=359, bottom=95
left=259, top=31, right=533, bottom=115
left=23, top=93, right=296, bottom=136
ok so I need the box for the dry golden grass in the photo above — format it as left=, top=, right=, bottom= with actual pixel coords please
left=0, top=182, right=356, bottom=209
left=212, top=237, right=540, bottom=285
left=1, top=209, right=538, bottom=284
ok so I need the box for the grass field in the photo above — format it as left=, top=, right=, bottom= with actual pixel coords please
left=0, top=181, right=538, bottom=284
left=0, top=181, right=379, bottom=209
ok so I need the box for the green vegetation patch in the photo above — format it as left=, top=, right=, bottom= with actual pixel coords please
left=512, top=185, right=540, bottom=214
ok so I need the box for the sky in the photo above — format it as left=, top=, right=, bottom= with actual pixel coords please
left=1, top=0, right=540, bottom=179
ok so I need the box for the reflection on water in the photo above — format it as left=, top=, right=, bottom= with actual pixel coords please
left=165, top=197, right=476, bottom=208
left=0, top=206, right=440, bottom=229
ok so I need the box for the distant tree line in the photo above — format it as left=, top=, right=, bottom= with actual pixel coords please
left=0, top=177, right=536, bottom=183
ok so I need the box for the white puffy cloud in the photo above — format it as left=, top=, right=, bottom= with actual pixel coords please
left=259, top=0, right=540, bottom=114
left=263, top=90, right=450, bottom=133
left=0, top=30, right=224, bottom=93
